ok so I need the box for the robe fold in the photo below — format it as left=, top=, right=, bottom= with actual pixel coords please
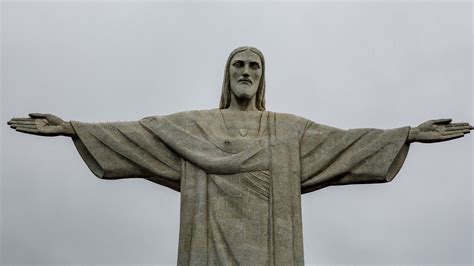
left=71, top=109, right=410, bottom=265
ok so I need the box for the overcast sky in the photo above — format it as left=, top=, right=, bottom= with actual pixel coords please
left=1, top=1, right=472, bottom=265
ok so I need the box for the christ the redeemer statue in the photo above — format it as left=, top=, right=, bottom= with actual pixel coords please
left=7, top=46, right=472, bottom=265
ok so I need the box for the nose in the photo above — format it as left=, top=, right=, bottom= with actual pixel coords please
left=242, top=65, right=250, bottom=77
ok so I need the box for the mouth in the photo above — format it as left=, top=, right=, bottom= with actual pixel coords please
left=238, top=78, right=252, bottom=85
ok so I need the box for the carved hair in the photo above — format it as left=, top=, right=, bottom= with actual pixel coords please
left=219, top=46, right=266, bottom=111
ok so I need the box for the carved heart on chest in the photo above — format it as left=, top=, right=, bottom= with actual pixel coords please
left=239, top=129, right=248, bottom=137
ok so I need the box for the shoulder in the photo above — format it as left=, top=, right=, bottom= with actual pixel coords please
left=271, top=111, right=310, bottom=129
left=263, top=111, right=308, bottom=140
left=139, top=109, right=215, bottom=125
left=270, top=111, right=344, bottom=137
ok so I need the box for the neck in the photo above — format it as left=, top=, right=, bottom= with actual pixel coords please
left=228, top=93, right=258, bottom=111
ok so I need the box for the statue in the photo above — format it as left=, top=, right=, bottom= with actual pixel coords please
left=7, top=46, right=472, bottom=265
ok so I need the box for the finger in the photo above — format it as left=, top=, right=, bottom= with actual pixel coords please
left=16, top=127, right=40, bottom=134
left=8, top=118, right=35, bottom=123
left=29, top=113, right=49, bottom=119
left=446, top=122, right=469, bottom=127
left=9, top=123, right=36, bottom=129
left=10, top=123, right=36, bottom=129
left=12, top=124, right=37, bottom=129
left=442, top=129, right=470, bottom=135
left=441, top=133, right=464, bottom=141
left=445, top=126, right=472, bottom=132
left=432, top=118, right=452, bottom=124
left=8, top=120, right=36, bottom=126
left=442, top=129, right=470, bottom=136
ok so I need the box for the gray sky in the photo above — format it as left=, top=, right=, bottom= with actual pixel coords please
left=1, top=1, right=472, bottom=265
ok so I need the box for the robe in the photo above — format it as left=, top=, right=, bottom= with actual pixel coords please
left=71, top=109, right=410, bottom=265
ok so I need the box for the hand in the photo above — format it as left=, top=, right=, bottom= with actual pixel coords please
left=408, top=119, right=473, bottom=143
left=7, top=113, right=74, bottom=137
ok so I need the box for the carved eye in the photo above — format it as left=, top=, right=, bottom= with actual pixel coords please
left=250, top=62, right=260, bottom=69
left=232, top=61, right=243, bottom=67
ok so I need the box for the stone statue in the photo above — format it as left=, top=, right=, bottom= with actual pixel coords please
left=7, top=46, right=472, bottom=265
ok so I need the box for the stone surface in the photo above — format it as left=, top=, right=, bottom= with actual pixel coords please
left=7, top=46, right=473, bottom=265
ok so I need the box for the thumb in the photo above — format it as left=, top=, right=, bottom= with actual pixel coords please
left=29, top=113, right=49, bottom=119
left=432, top=118, right=452, bottom=125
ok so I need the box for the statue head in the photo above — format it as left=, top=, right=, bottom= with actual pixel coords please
left=219, top=46, right=266, bottom=111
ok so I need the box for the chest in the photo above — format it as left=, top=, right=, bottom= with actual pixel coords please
left=219, top=111, right=264, bottom=138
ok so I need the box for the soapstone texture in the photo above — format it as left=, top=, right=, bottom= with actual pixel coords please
left=6, top=46, right=472, bottom=265
left=70, top=110, right=410, bottom=265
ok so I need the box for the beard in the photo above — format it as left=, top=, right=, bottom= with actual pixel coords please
left=230, top=83, right=257, bottom=99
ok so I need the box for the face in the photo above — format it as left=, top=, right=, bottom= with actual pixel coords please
left=229, top=50, right=262, bottom=100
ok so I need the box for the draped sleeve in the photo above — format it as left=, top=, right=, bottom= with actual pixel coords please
left=300, top=121, right=410, bottom=193
left=70, top=118, right=182, bottom=191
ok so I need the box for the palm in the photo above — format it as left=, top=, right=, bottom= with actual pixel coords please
left=413, top=119, right=472, bottom=143
left=8, top=113, right=65, bottom=136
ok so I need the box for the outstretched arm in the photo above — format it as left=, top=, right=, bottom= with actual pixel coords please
left=300, top=118, right=472, bottom=193
left=407, top=119, right=472, bottom=143
left=7, top=113, right=182, bottom=189
left=7, top=113, right=76, bottom=137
